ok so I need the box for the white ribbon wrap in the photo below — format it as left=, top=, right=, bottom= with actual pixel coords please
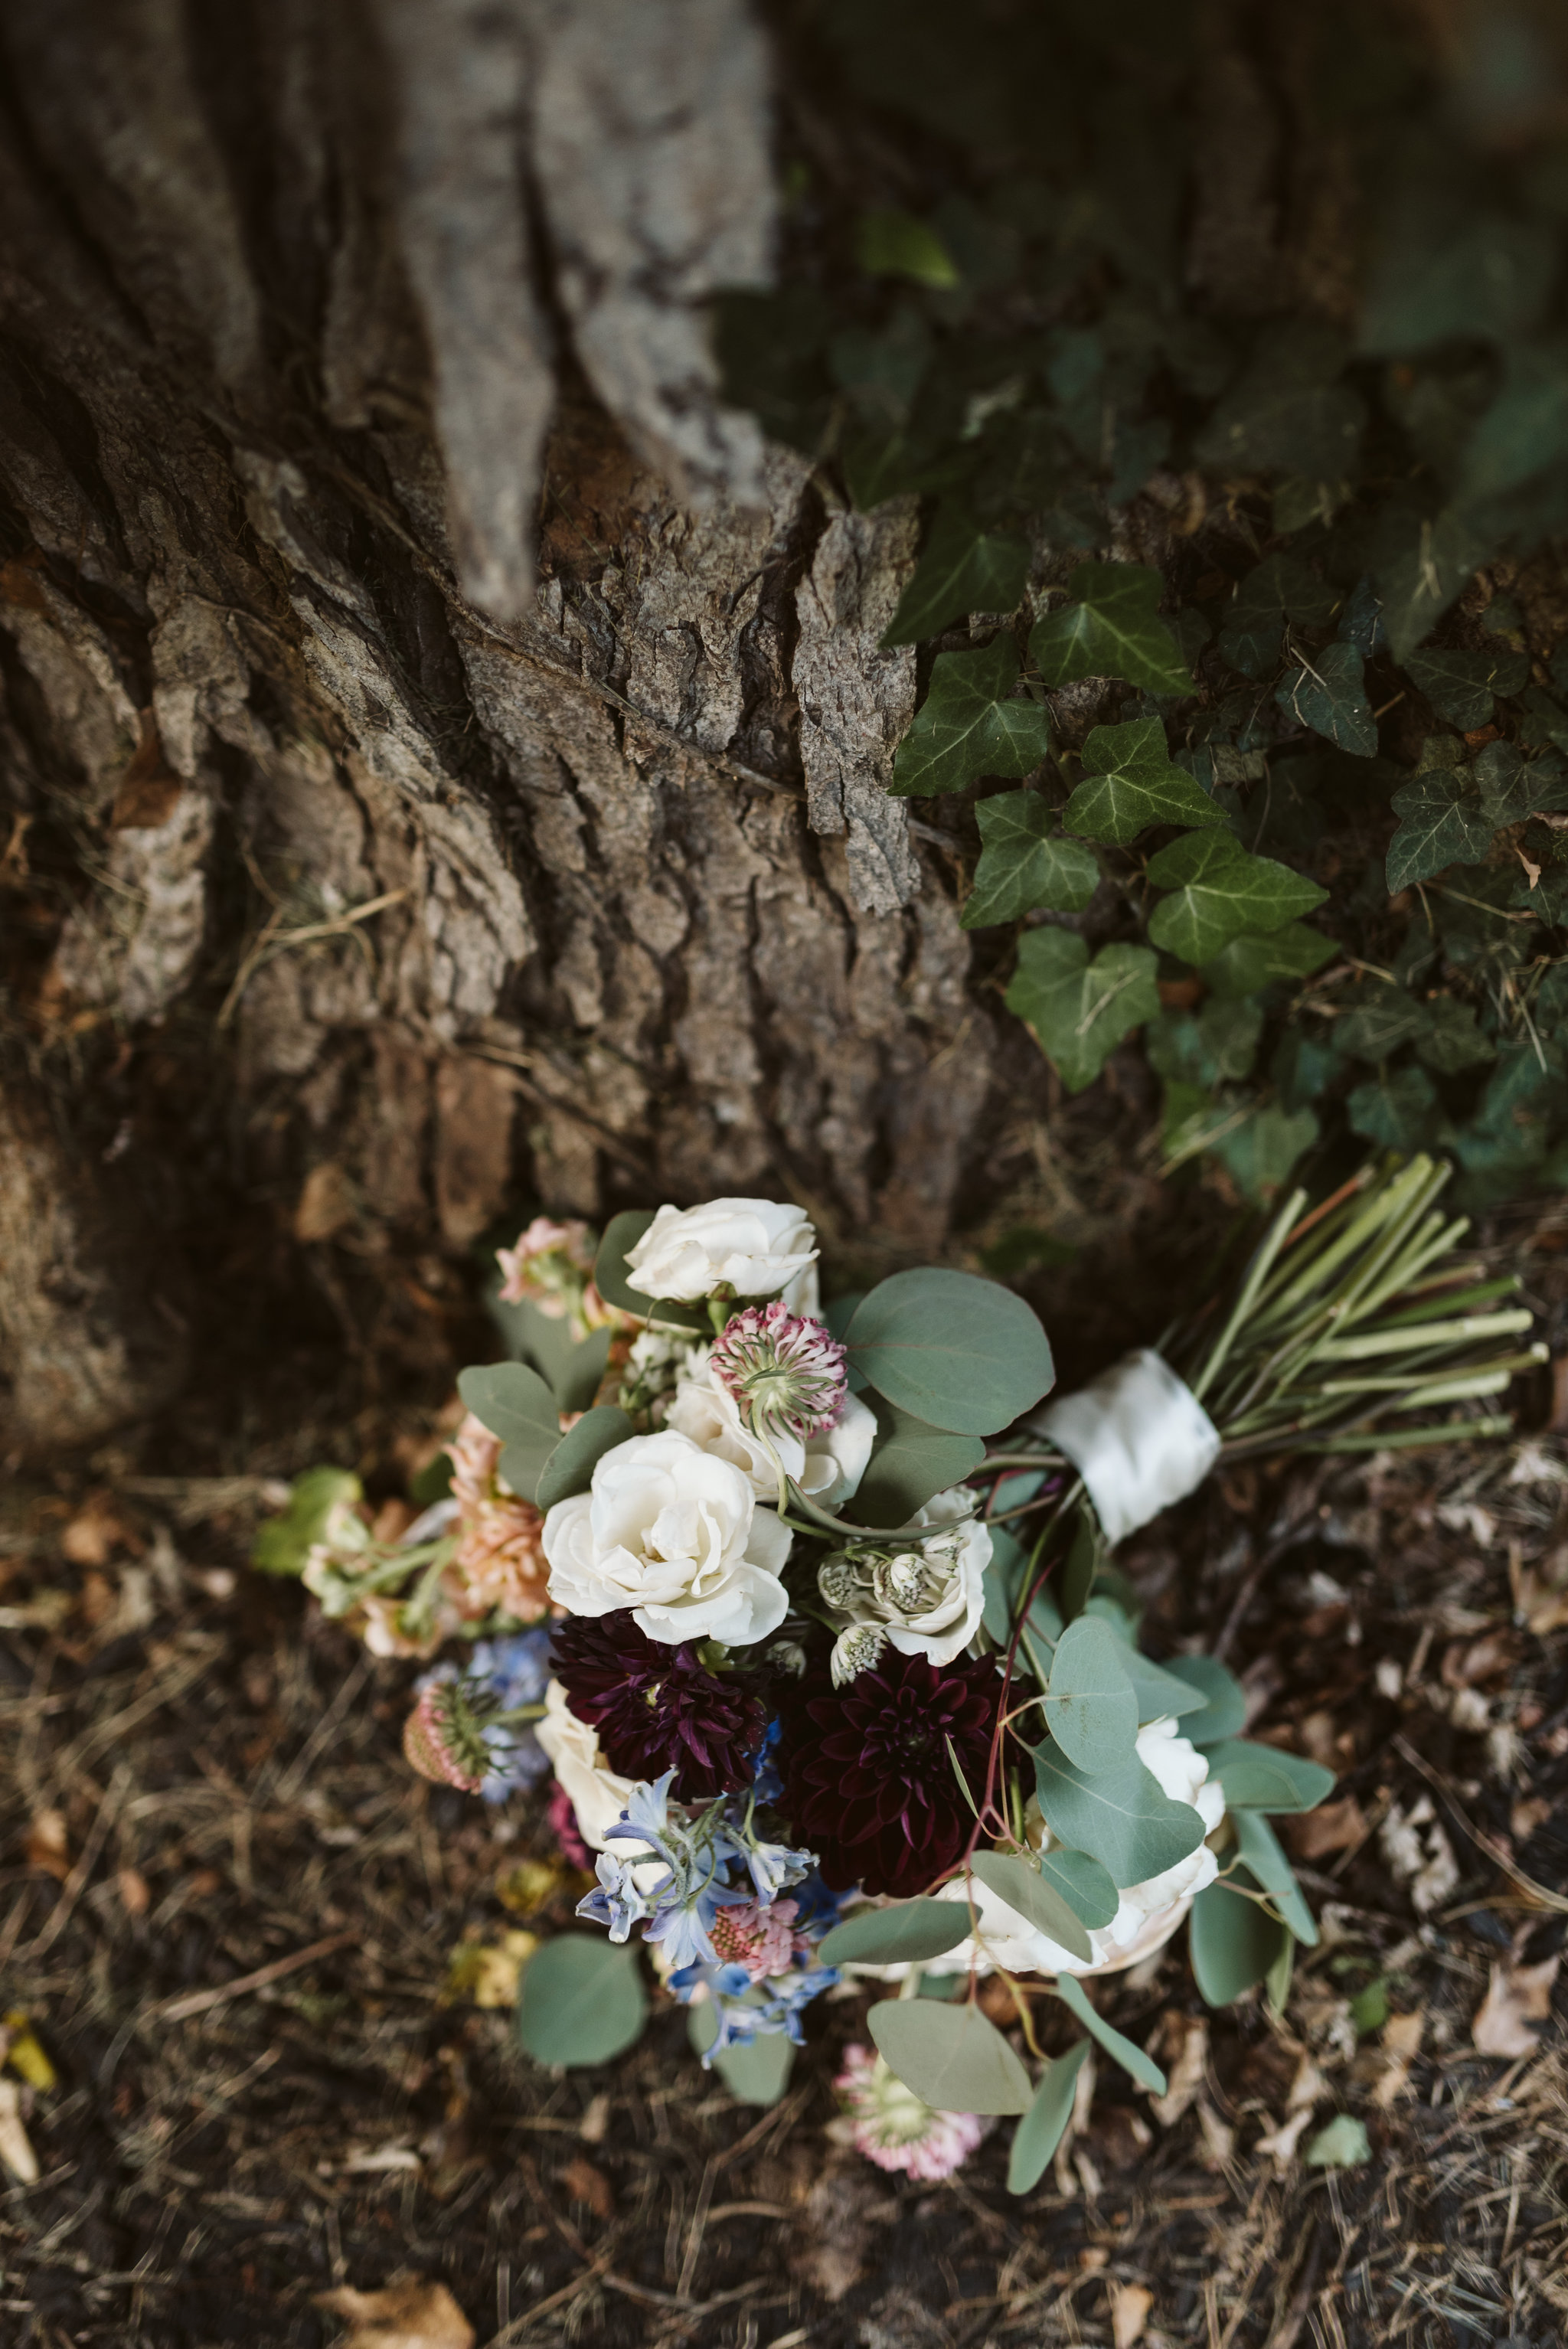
left=1029, top=1348, right=1220, bottom=1545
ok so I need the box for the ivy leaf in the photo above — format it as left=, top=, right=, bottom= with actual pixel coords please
left=1032, top=1743, right=1207, bottom=1888
left=1200, top=923, right=1336, bottom=999
left=1457, top=341, right=1568, bottom=508
left=1474, top=742, right=1568, bottom=831
left=1405, top=643, right=1530, bottom=730
left=1054, top=1972, right=1168, bottom=2093
left=1416, top=997, right=1495, bottom=1074
left=1336, top=980, right=1427, bottom=1062
left=1276, top=641, right=1377, bottom=756
left=1372, top=505, right=1494, bottom=664
left=892, top=640, right=1053, bottom=799
left=1217, top=553, right=1341, bottom=680
left=818, top=1899, right=973, bottom=1967
left=882, top=505, right=1029, bottom=644
left=854, top=1397, right=987, bottom=1529
left=961, top=792, right=1098, bottom=927
left=515, top=1936, right=647, bottom=2067
left=1146, top=831, right=1328, bottom=965
left=1029, top=562, right=1192, bottom=695
left=969, top=1851, right=1094, bottom=1965
left=1042, top=1617, right=1139, bottom=1773
left=845, top=1268, right=1054, bottom=1436
left=1005, top=930, right=1161, bottom=1093
left=1210, top=1103, right=1321, bottom=1201
left=867, top=1998, right=1032, bottom=2115
left=1348, top=1066, right=1448, bottom=1153
left=1385, top=768, right=1494, bottom=891
left=1358, top=204, right=1556, bottom=356
left=1195, top=324, right=1365, bottom=481
left=1063, top=717, right=1226, bottom=845
left=857, top=207, right=962, bottom=289
left=1204, top=1740, right=1336, bottom=1814
left=1188, top=1880, right=1289, bottom=2008
left=1008, top=2040, right=1092, bottom=2195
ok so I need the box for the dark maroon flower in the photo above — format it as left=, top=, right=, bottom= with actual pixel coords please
left=549, top=1612, right=767, bottom=1802
left=777, top=1648, right=1003, bottom=1899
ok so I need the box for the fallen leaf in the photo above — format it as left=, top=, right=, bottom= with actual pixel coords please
left=440, top=1930, right=537, bottom=2009
left=1305, top=2113, right=1370, bottom=2168
left=1379, top=1798, right=1458, bottom=1916
left=1372, top=2009, right=1425, bottom=2110
left=1287, top=1795, right=1368, bottom=1861
left=25, top=1811, right=71, bottom=1882
left=61, top=1492, right=139, bottom=1567
left=1149, top=2013, right=1207, bottom=2128
left=315, top=2279, right=475, bottom=2349
left=118, top=1867, right=151, bottom=1918
left=295, top=1160, right=356, bottom=1243
left=1550, top=1355, right=1568, bottom=1436
left=1441, top=1630, right=1520, bottom=1689
left=2, top=2013, right=57, bottom=2093
left=1108, top=2280, right=1154, bottom=2348
left=0, top=2079, right=38, bottom=2184
left=577, top=2093, right=609, bottom=2145
left=1254, top=2106, right=1316, bottom=2166
left=559, top=2156, right=614, bottom=2220
left=1510, top=1797, right=1552, bottom=1844
left=1472, top=1949, right=1560, bottom=2059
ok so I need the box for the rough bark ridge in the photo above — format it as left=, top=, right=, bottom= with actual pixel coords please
left=0, top=0, right=998, bottom=1446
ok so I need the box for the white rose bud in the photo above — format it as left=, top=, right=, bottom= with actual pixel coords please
left=541, top=1428, right=791, bottom=1646
left=624, top=1197, right=818, bottom=1304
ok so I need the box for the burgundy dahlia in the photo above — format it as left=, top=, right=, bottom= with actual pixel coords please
left=550, top=1612, right=767, bottom=1802
left=777, top=1648, right=1004, bottom=1900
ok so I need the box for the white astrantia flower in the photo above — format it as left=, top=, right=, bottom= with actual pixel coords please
left=541, top=1428, right=791, bottom=1646
left=818, top=1485, right=991, bottom=1681
left=624, top=1197, right=818, bottom=1303
left=533, top=1681, right=639, bottom=1853
left=851, top=1718, right=1224, bottom=1983
left=665, top=1345, right=876, bottom=1506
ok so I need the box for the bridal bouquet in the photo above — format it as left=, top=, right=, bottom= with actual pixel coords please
left=256, top=1158, right=1537, bottom=2189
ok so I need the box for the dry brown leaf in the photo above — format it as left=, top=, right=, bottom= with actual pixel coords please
left=1149, top=2013, right=1208, bottom=2128
left=558, top=2155, right=614, bottom=2220
left=1511, top=1797, right=1553, bottom=1844
left=25, top=1810, right=71, bottom=1882
left=0, top=2079, right=38, bottom=2184
left=61, top=1491, right=139, bottom=1567
left=1287, top=1795, right=1368, bottom=1861
left=118, top=1867, right=150, bottom=1918
left=1441, top=1631, right=1521, bottom=1689
left=1550, top=1353, right=1568, bottom=1436
left=1373, top=2009, right=1425, bottom=2109
left=1108, top=2280, right=1155, bottom=2347
left=315, top=2279, right=474, bottom=2349
left=1472, top=1951, right=1561, bottom=2059
left=295, top=1160, right=355, bottom=1243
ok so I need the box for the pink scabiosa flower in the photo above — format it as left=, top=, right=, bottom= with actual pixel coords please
left=710, top=1302, right=848, bottom=1437
left=708, top=1898, right=803, bottom=1982
left=403, top=1678, right=489, bottom=1793
left=834, top=2044, right=987, bottom=2182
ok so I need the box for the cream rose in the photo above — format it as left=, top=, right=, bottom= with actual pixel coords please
left=534, top=1681, right=638, bottom=1851
left=855, top=1718, right=1224, bottom=1984
left=541, top=1428, right=791, bottom=1645
left=625, top=1197, right=818, bottom=1303
left=665, top=1348, right=876, bottom=1506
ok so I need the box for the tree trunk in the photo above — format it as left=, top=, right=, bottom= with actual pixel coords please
left=0, top=0, right=1029, bottom=1452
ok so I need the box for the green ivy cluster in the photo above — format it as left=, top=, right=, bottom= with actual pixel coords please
left=721, top=0, right=1568, bottom=1204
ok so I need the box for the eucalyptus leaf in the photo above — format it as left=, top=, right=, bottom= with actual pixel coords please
left=1033, top=1744, right=1207, bottom=1888
left=1204, top=1739, right=1336, bottom=1814
left=1008, top=2039, right=1092, bottom=2194
left=844, top=1267, right=1054, bottom=1436
left=1162, top=1655, right=1247, bottom=1745
left=868, top=1996, right=1032, bottom=2115
left=535, top=1406, right=635, bottom=1511
left=456, top=1361, right=562, bottom=1502
left=688, top=2002, right=798, bottom=2105
left=516, top=1936, right=648, bottom=2067
left=961, top=792, right=1099, bottom=927
left=1188, top=1880, right=1289, bottom=2008
left=1232, top=1811, right=1319, bottom=1946
left=854, top=1397, right=988, bottom=1529
left=591, top=1210, right=655, bottom=1318
left=1063, top=717, right=1226, bottom=845
left=1042, top=1617, right=1139, bottom=1773
left=883, top=505, right=1029, bottom=644
left=892, top=640, right=1053, bottom=799
left=818, top=1899, right=974, bottom=1967
left=1054, top=1973, right=1167, bottom=2093
left=1146, top=830, right=1328, bottom=964
left=1005, top=930, right=1161, bottom=1093
left=1117, top=1645, right=1214, bottom=1726
left=969, top=1850, right=1094, bottom=1964
left=1037, top=1848, right=1119, bottom=1929
left=1030, top=562, right=1191, bottom=695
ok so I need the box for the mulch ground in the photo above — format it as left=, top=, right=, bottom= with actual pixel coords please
left=3, top=1204, right=1568, bottom=2349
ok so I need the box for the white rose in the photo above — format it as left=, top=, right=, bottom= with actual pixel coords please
left=665, top=1348, right=876, bottom=1506
left=884, top=1487, right=990, bottom=1668
left=857, top=1717, right=1224, bottom=1983
left=541, top=1428, right=791, bottom=1645
left=624, top=1197, right=818, bottom=1303
left=534, top=1681, right=639, bottom=1852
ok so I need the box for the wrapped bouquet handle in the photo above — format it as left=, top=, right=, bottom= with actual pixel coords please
left=1028, top=1348, right=1221, bottom=1545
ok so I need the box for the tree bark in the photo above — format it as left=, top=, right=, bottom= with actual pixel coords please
left=0, top=0, right=1021, bottom=1449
